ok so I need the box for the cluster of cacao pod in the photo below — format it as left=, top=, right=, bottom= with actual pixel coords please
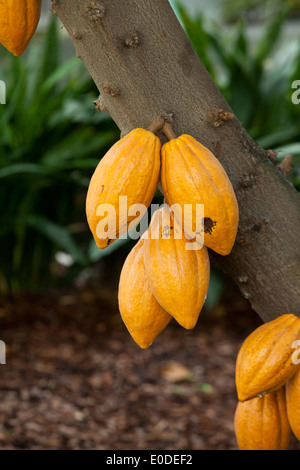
left=234, top=313, right=300, bottom=450
left=0, top=0, right=41, bottom=56
left=86, top=118, right=239, bottom=348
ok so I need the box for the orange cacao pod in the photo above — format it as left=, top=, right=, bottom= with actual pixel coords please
left=236, top=314, right=300, bottom=402
left=234, top=387, right=291, bottom=450
left=118, top=237, right=172, bottom=349
left=161, top=134, right=239, bottom=255
left=143, top=205, right=210, bottom=329
left=286, top=367, right=300, bottom=441
left=86, top=128, right=161, bottom=249
left=0, top=0, right=41, bottom=56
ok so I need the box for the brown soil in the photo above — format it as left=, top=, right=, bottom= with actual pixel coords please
left=0, top=285, right=299, bottom=450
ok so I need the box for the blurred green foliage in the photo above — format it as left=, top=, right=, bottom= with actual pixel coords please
left=0, top=17, right=120, bottom=293
left=220, top=0, right=300, bottom=22
left=0, top=6, right=299, bottom=304
left=176, top=3, right=300, bottom=186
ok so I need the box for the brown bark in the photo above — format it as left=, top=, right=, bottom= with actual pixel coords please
left=51, top=0, right=300, bottom=322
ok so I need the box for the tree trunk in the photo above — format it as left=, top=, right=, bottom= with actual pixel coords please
left=52, top=0, right=300, bottom=322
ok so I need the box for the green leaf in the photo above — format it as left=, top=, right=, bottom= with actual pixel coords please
left=257, top=128, right=300, bottom=149
left=87, top=236, right=130, bottom=263
left=25, top=215, right=88, bottom=266
left=41, top=57, right=82, bottom=92
left=0, top=163, right=48, bottom=178
left=34, top=15, right=60, bottom=91
left=196, top=383, right=213, bottom=393
left=255, top=5, right=291, bottom=63
left=205, top=269, right=225, bottom=311
left=275, top=143, right=300, bottom=158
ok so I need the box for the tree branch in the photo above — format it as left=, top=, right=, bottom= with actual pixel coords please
left=53, top=0, right=300, bottom=322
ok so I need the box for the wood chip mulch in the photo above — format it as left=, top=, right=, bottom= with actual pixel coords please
left=0, top=285, right=299, bottom=450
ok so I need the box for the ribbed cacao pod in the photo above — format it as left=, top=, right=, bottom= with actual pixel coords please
left=118, top=237, right=172, bottom=349
left=234, top=387, right=291, bottom=450
left=161, top=134, right=239, bottom=255
left=143, top=205, right=210, bottom=329
left=0, top=0, right=41, bottom=56
left=286, top=368, right=300, bottom=441
left=236, top=313, right=300, bottom=402
left=86, top=128, right=161, bottom=249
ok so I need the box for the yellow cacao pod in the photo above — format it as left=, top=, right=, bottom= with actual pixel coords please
left=161, top=134, right=239, bottom=255
left=118, top=237, right=172, bottom=349
left=0, top=0, right=41, bottom=56
left=143, top=205, right=210, bottom=330
left=286, top=368, right=300, bottom=441
left=236, top=313, right=300, bottom=402
left=234, top=387, right=291, bottom=450
left=86, top=128, right=161, bottom=249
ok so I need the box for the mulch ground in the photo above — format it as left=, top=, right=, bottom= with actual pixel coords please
left=0, top=284, right=299, bottom=450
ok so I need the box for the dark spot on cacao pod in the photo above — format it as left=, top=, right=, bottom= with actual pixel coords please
left=203, top=218, right=217, bottom=235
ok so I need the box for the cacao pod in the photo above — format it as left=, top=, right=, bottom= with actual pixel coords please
left=118, top=237, right=172, bottom=349
left=286, top=368, right=300, bottom=441
left=0, top=0, right=41, bottom=56
left=86, top=128, right=161, bottom=249
left=236, top=313, right=300, bottom=402
left=161, top=134, right=239, bottom=255
left=234, top=387, right=291, bottom=450
left=143, top=205, right=210, bottom=329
